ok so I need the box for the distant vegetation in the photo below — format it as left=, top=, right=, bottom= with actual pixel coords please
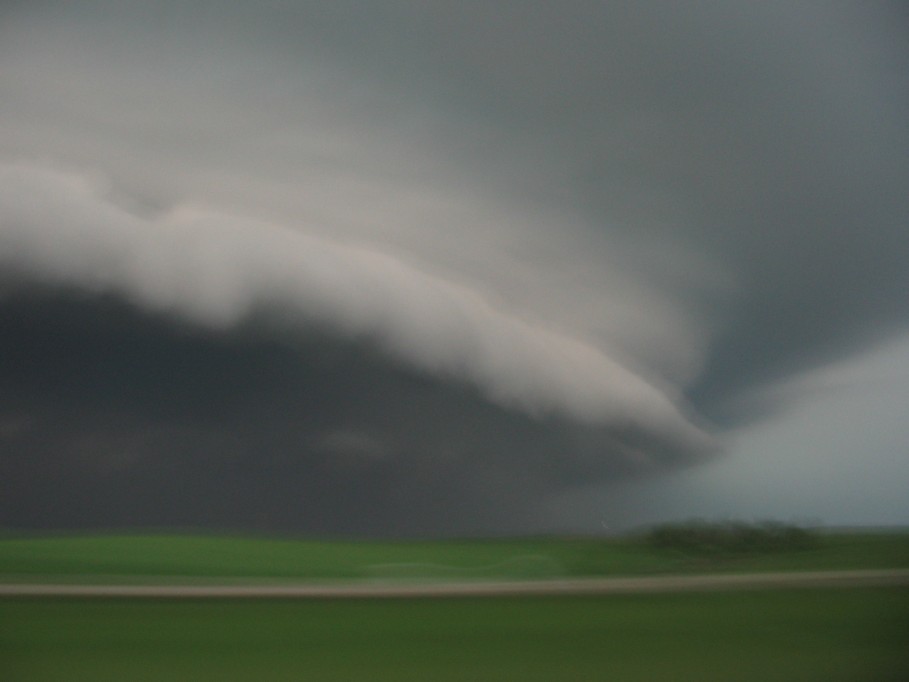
left=646, top=520, right=818, bottom=556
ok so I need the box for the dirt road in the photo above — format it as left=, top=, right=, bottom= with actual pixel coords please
left=2, top=569, right=907, bottom=599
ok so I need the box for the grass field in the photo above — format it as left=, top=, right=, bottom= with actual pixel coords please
left=2, top=532, right=907, bottom=680
left=2, top=588, right=908, bottom=681
left=1, top=531, right=908, bottom=583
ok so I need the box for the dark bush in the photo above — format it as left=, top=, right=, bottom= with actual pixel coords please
left=646, top=520, right=817, bottom=555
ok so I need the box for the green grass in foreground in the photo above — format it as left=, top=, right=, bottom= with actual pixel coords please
left=2, top=588, right=907, bottom=681
left=1, top=531, right=907, bottom=583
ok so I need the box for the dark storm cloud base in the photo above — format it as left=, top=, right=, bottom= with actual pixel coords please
left=0, top=287, right=696, bottom=536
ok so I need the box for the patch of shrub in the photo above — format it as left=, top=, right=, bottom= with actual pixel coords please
left=646, top=520, right=818, bottom=555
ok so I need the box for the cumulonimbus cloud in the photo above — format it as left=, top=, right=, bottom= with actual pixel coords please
left=3, top=1, right=907, bottom=534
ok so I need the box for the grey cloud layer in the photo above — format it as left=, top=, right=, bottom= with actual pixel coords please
left=1, top=1, right=907, bottom=533
left=0, top=289, right=702, bottom=534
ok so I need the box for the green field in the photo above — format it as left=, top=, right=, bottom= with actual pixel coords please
left=2, top=532, right=907, bottom=680
left=1, top=531, right=908, bottom=583
left=2, top=589, right=907, bottom=681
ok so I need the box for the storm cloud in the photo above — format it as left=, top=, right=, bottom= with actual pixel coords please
left=1, top=2, right=907, bottom=534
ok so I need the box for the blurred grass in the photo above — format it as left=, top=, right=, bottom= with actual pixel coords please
left=0, top=531, right=907, bottom=583
left=2, top=588, right=907, bottom=681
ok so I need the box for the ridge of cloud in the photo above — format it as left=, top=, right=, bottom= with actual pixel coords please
left=0, top=161, right=713, bottom=457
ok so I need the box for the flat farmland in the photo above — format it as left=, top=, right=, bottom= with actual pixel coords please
left=2, top=532, right=907, bottom=680
left=2, top=588, right=908, bottom=681
left=1, top=532, right=908, bottom=583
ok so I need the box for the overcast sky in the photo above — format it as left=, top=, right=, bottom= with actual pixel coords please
left=1, top=1, right=907, bottom=536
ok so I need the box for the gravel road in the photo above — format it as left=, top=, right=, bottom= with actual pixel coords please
left=2, top=569, right=907, bottom=599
